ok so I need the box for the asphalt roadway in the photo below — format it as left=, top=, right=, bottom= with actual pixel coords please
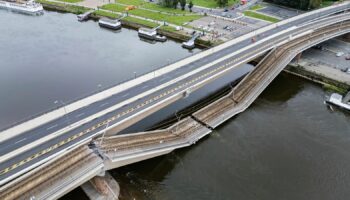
left=0, top=3, right=349, bottom=185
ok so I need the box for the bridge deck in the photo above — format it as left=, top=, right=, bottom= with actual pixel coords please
left=0, top=146, right=103, bottom=200
left=194, top=20, right=350, bottom=128
left=1, top=19, right=350, bottom=199
left=97, top=117, right=211, bottom=169
left=1, top=1, right=350, bottom=189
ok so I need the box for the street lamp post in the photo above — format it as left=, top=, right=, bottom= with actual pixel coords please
left=100, top=122, right=110, bottom=145
left=174, top=111, right=183, bottom=134
left=54, top=100, right=70, bottom=126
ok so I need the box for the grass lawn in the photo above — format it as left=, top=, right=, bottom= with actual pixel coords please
left=124, top=17, right=177, bottom=31
left=37, top=0, right=89, bottom=14
left=124, top=16, right=158, bottom=27
left=244, top=10, right=280, bottom=23
left=190, top=0, right=238, bottom=8
left=115, top=0, right=193, bottom=14
left=320, top=0, right=335, bottom=8
left=101, top=3, right=202, bottom=25
left=249, top=4, right=264, bottom=10
left=56, top=0, right=82, bottom=3
left=93, top=10, right=120, bottom=18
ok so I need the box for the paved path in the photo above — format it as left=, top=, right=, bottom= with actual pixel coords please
left=77, top=0, right=108, bottom=9
left=296, top=59, right=350, bottom=85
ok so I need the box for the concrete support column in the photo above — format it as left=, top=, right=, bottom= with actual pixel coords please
left=296, top=52, right=302, bottom=64
left=91, top=176, right=109, bottom=195
left=81, top=172, right=120, bottom=200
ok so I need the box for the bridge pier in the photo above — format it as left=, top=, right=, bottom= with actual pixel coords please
left=295, top=52, right=303, bottom=64
left=81, top=172, right=120, bottom=200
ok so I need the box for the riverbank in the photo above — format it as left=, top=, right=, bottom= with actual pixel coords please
left=285, top=63, right=349, bottom=94
left=37, top=0, right=216, bottom=48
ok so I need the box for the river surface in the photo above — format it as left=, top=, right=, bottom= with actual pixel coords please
left=0, top=10, right=201, bottom=130
left=1, top=10, right=350, bottom=200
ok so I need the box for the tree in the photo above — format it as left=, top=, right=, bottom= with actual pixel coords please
left=172, top=0, right=179, bottom=9
left=309, top=0, right=322, bottom=8
left=180, top=0, right=186, bottom=10
left=216, top=0, right=228, bottom=7
left=188, top=1, right=193, bottom=12
left=159, top=0, right=172, bottom=8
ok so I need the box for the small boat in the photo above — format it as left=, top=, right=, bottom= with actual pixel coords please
left=138, top=27, right=157, bottom=40
left=155, top=35, right=167, bottom=42
left=182, top=40, right=195, bottom=49
left=326, top=93, right=350, bottom=111
left=98, top=17, right=121, bottom=30
left=0, top=0, right=43, bottom=15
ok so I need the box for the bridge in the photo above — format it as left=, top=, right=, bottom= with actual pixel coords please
left=1, top=2, right=350, bottom=199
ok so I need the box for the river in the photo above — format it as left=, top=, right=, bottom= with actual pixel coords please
left=0, top=10, right=201, bottom=130
left=1, top=10, right=350, bottom=200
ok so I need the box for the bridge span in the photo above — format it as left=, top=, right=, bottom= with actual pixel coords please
left=0, top=2, right=350, bottom=198
left=1, top=14, right=350, bottom=200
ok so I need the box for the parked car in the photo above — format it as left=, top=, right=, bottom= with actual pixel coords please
left=336, top=52, right=344, bottom=57
left=341, top=68, right=350, bottom=74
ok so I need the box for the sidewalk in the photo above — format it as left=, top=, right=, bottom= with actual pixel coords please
left=296, top=59, right=350, bottom=86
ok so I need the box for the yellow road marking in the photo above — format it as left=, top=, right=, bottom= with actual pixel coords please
left=0, top=41, right=269, bottom=176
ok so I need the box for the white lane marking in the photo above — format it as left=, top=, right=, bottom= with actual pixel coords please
left=99, top=102, right=109, bottom=107
left=15, top=138, right=26, bottom=144
left=75, top=113, right=85, bottom=118
left=46, top=124, right=58, bottom=131
left=122, top=93, right=129, bottom=98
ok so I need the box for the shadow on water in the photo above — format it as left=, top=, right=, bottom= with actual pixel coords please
left=258, top=72, right=305, bottom=102
left=119, top=64, right=253, bottom=134
left=111, top=136, right=211, bottom=200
